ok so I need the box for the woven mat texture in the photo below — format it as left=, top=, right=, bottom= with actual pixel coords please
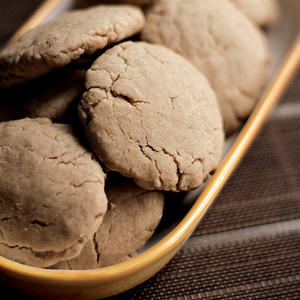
left=0, top=1, right=300, bottom=299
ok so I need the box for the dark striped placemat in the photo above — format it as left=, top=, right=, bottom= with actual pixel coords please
left=193, top=114, right=300, bottom=236
left=109, top=229, right=300, bottom=299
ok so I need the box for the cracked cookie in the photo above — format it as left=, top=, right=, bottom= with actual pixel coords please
left=0, top=68, right=86, bottom=124
left=50, top=172, right=164, bottom=269
left=0, top=118, right=107, bottom=268
left=78, top=41, right=224, bottom=192
left=229, top=0, right=280, bottom=28
left=140, top=0, right=270, bottom=136
left=0, top=5, right=145, bottom=88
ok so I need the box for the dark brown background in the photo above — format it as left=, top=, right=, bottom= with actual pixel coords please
left=0, top=1, right=300, bottom=299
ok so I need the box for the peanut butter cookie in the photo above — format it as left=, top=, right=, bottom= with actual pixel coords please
left=229, top=0, right=280, bottom=28
left=78, top=41, right=224, bottom=191
left=0, top=5, right=145, bottom=88
left=0, top=118, right=107, bottom=267
left=141, top=0, right=269, bottom=135
left=51, top=173, right=164, bottom=269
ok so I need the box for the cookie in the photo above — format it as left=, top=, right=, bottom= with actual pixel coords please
left=78, top=41, right=224, bottom=192
left=75, top=0, right=157, bottom=8
left=0, top=68, right=86, bottom=124
left=229, top=0, right=280, bottom=27
left=50, top=173, right=164, bottom=269
left=0, top=118, right=107, bottom=268
left=0, top=5, right=145, bottom=88
left=140, top=0, right=269, bottom=136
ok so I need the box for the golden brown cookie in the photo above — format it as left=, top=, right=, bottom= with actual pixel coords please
left=50, top=173, right=164, bottom=270
left=0, top=5, right=145, bottom=88
left=140, top=0, right=270, bottom=136
left=78, top=41, right=224, bottom=192
left=0, top=118, right=107, bottom=268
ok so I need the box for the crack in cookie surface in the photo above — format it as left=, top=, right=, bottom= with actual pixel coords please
left=140, top=0, right=269, bottom=136
left=0, top=118, right=107, bottom=268
left=79, top=41, right=224, bottom=191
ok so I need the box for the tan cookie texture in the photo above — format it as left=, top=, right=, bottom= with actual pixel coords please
left=76, top=0, right=157, bottom=8
left=140, top=0, right=270, bottom=136
left=50, top=173, right=164, bottom=270
left=0, top=68, right=86, bottom=124
left=0, top=118, right=107, bottom=268
left=78, top=41, right=224, bottom=192
left=229, top=0, right=280, bottom=27
left=0, top=5, right=145, bottom=89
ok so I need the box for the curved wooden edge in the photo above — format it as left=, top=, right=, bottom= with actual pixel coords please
left=6, top=0, right=67, bottom=45
left=191, top=32, right=300, bottom=226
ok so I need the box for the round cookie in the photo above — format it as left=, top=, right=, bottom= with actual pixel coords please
left=0, top=5, right=145, bottom=88
left=229, top=0, right=280, bottom=28
left=0, top=118, right=107, bottom=268
left=140, top=0, right=269, bottom=136
left=78, top=41, right=224, bottom=192
left=50, top=173, right=164, bottom=270
left=0, top=68, right=86, bottom=124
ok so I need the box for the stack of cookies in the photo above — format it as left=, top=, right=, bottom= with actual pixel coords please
left=0, top=0, right=279, bottom=269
